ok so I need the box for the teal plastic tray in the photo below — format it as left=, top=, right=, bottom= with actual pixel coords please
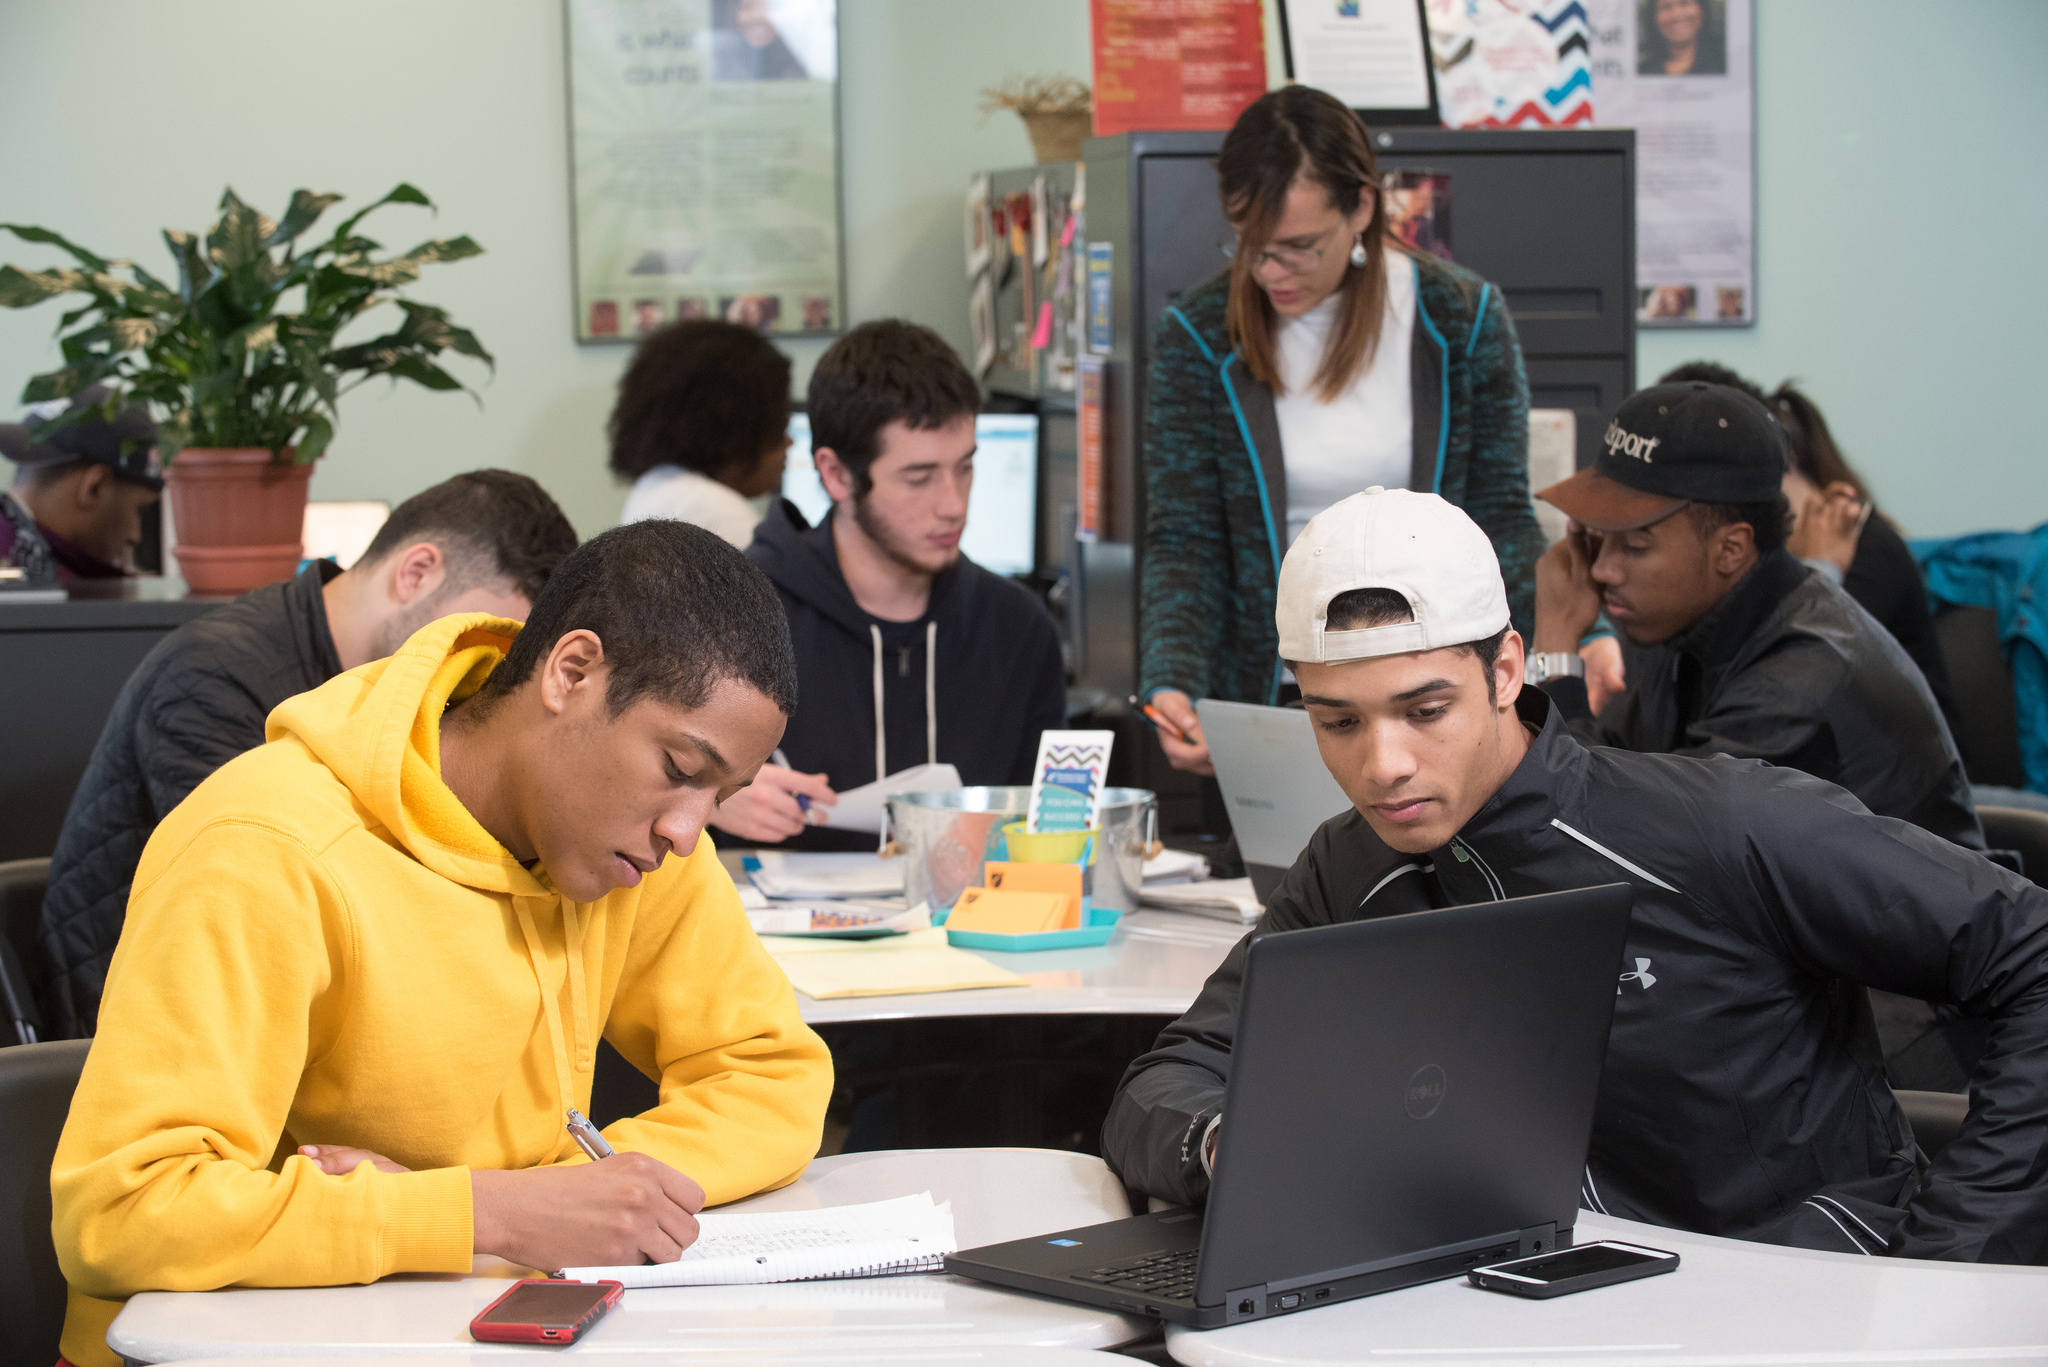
left=935, top=904, right=1121, bottom=951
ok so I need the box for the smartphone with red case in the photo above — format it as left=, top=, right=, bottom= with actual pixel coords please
left=469, top=1278, right=624, bottom=1344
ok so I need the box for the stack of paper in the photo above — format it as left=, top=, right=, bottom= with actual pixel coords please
left=1140, top=876, right=1262, bottom=926
left=1142, top=848, right=1210, bottom=883
left=745, top=902, right=930, bottom=936
left=763, top=929, right=1028, bottom=999
left=559, top=1193, right=956, bottom=1287
left=948, top=886, right=1072, bottom=934
left=746, top=853, right=905, bottom=900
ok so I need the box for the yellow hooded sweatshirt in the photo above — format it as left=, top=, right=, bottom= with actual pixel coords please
left=51, top=615, right=832, bottom=1366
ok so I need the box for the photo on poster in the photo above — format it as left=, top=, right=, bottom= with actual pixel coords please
left=965, top=174, right=992, bottom=278
left=1639, top=285, right=1698, bottom=321
left=1384, top=170, right=1452, bottom=262
left=710, top=0, right=819, bottom=81
left=970, top=272, right=997, bottom=374
left=1637, top=0, right=1727, bottom=76
left=721, top=294, right=782, bottom=329
left=566, top=0, right=841, bottom=342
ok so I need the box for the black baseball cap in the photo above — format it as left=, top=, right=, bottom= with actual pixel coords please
left=0, top=385, right=163, bottom=491
left=1537, top=382, right=1788, bottom=532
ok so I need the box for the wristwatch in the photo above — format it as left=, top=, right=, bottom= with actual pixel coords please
left=1527, top=652, right=1586, bottom=685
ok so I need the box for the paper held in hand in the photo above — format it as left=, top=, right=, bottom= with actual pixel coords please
left=822, top=762, right=962, bottom=835
left=558, top=1192, right=956, bottom=1288
left=1025, top=729, right=1114, bottom=834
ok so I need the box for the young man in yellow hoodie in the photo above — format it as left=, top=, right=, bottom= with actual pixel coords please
left=50, top=520, right=834, bottom=1366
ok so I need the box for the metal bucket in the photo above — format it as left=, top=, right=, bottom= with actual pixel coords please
left=886, top=786, right=1157, bottom=914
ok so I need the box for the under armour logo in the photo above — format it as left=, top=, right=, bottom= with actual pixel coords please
left=1617, top=958, right=1657, bottom=994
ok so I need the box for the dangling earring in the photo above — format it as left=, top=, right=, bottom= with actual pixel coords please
left=1349, top=235, right=1368, bottom=268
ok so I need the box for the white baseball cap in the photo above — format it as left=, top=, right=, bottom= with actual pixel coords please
left=1276, top=487, right=1511, bottom=664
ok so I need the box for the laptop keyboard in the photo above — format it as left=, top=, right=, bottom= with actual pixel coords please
left=1071, top=1247, right=1199, bottom=1301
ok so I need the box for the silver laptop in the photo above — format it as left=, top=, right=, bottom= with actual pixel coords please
left=1199, top=699, right=1355, bottom=904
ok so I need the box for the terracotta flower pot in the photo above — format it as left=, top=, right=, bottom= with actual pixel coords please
left=164, top=447, right=316, bottom=595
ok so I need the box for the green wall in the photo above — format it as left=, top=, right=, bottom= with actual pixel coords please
left=1, top=1, right=2042, bottom=540
left=0, top=0, right=1089, bottom=541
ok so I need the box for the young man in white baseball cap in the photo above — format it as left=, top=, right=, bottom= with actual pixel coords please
left=1101, top=487, right=2048, bottom=1264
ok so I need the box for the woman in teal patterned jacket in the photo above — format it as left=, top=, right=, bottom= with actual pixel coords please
left=1141, top=87, right=1546, bottom=773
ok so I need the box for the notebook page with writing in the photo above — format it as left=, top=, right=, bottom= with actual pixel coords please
left=558, top=1192, right=956, bottom=1288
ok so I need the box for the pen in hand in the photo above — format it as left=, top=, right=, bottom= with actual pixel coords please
left=771, top=747, right=811, bottom=815
left=565, top=1107, right=616, bottom=1161
left=1130, top=694, right=1190, bottom=745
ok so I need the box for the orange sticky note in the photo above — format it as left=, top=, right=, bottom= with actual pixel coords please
left=950, top=887, right=1070, bottom=935
left=984, top=861, right=1084, bottom=929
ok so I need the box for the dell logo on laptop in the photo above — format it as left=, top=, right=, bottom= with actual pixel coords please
left=1405, top=1064, right=1447, bottom=1119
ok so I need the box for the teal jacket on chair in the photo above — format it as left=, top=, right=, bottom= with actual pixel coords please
left=1139, top=259, right=1542, bottom=705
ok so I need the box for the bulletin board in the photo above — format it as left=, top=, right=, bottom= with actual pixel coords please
left=564, top=0, right=843, bottom=343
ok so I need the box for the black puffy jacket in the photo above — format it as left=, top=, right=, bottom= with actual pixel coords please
left=1546, top=548, right=1983, bottom=849
left=38, top=562, right=341, bottom=1036
left=1102, top=689, right=2048, bottom=1263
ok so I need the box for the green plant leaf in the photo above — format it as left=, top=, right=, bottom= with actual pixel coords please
left=21, top=365, right=99, bottom=403
left=383, top=354, right=463, bottom=391
left=399, top=235, right=484, bottom=267
left=330, top=182, right=433, bottom=246
left=294, top=411, right=334, bottom=464
left=207, top=193, right=270, bottom=272
left=106, top=316, right=158, bottom=350
left=0, top=264, right=84, bottom=307
left=225, top=318, right=278, bottom=355
left=162, top=229, right=217, bottom=304
left=265, top=190, right=345, bottom=248
left=0, top=223, right=112, bottom=272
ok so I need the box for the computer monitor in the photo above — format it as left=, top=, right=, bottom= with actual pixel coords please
left=781, top=411, right=1039, bottom=577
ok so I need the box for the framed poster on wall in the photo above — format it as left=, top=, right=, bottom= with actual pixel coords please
left=1588, top=0, right=1755, bottom=326
left=564, top=0, right=842, bottom=343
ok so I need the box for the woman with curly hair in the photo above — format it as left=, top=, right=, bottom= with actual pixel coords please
left=612, top=318, right=792, bottom=547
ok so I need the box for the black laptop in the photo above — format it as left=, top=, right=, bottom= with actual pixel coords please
left=945, top=884, right=1633, bottom=1328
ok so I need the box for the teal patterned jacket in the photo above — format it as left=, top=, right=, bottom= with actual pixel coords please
left=1139, top=259, right=1542, bottom=705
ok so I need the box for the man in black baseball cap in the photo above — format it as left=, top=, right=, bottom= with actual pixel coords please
left=0, top=385, right=163, bottom=584
left=1526, top=380, right=1982, bottom=851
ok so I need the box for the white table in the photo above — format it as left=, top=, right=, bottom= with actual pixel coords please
left=109, top=1149, right=1151, bottom=1362
left=718, top=848, right=1245, bottom=1025
left=1165, top=1210, right=2048, bottom=1366
left=164, top=1353, right=1138, bottom=1366
left=794, top=909, right=1244, bottom=1025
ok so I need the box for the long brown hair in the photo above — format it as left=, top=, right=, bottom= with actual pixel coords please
left=1217, top=86, right=1407, bottom=401
left=1769, top=382, right=1867, bottom=498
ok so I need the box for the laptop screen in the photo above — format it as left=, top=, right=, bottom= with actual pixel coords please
left=781, top=411, right=1039, bottom=577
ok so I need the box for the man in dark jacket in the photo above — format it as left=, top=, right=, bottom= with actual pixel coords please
left=1102, top=488, right=2048, bottom=1262
left=37, top=470, right=577, bottom=1037
left=0, top=386, right=163, bottom=584
left=1528, top=381, right=1983, bottom=851
left=736, top=320, right=1065, bottom=851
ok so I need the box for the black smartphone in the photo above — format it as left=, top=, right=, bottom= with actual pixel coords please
left=1468, top=1240, right=1678, bottom=1299
left=470, top=1278, right=624, bottom=1344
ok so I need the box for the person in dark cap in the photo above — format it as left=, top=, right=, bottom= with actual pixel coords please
left=0, top=386, right=162, bottom=583
left=1527, top=381, right=1982, bottom=853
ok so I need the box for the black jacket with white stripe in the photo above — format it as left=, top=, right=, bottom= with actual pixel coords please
left=1100, top=689, right=2048, bottom=1263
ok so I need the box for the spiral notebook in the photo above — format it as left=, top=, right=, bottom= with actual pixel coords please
left=557, top=1192, right=956, bottom=1288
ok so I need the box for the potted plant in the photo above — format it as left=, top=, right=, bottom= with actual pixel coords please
left=0, top=184, right=492, bottom=593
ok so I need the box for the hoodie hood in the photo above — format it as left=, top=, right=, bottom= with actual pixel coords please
left=749, top=498, right=966, bottom=633
left=266, top=612, right=548, bottom=897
